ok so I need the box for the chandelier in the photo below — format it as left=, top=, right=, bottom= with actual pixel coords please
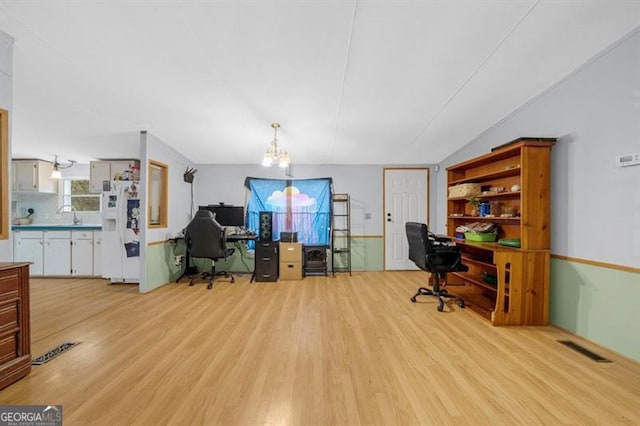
left=50, top=155, right=76, bottom=179
left=262, top=122, right=290, bottom=168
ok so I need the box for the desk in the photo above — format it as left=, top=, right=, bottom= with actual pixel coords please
left=176, top=234, right=256, bottom=283
left=227, top=234, right=256, bottom=243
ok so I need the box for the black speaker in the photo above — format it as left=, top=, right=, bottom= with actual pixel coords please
left=259, top=211, right=273, bottom=241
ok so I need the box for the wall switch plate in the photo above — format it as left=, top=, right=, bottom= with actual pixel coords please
left=616, top=153, right=640, bottom=167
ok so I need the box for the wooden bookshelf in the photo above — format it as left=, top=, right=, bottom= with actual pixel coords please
left=446, top=138, right=555, bottom=325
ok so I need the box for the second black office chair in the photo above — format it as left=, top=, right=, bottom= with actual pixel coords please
left=185, top=210, right=235, bottom=289
left=405, top=221, right=467, bottom=312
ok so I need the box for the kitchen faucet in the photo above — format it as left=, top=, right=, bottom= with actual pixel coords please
left=56, top=204, right=81, bottom=225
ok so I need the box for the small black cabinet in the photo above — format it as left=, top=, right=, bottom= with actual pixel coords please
left=255, top=241, right=279, bottom=282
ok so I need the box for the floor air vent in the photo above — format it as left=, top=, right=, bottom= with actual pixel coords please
left=32, top=342, right=80, bottom=365
left=558, top=340, right=611, bottom=362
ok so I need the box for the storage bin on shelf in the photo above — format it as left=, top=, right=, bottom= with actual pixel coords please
left=458, top=222, right=498, bottom=242
left=464, top=232, right=497, bottom=242
left=448, top=183, right=481, bottom=199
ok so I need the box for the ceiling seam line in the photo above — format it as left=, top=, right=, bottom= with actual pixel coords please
left=329, top=0, right=358, bottom=162
left=407, top=0, right=543, bottom=148
left=176, top=2, right=219, bottom=85
left=0, top=4, right=78, bottom=69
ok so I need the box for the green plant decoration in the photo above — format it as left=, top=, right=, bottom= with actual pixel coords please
left=467, top=195, right=481, bottom=216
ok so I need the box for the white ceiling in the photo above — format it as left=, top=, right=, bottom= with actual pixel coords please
left=1, top=1, right=639, bottom=165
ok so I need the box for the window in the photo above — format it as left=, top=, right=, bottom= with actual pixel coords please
left=148, top=160, right=168, bottom=227
left=61, top=179, right=101, bottom=212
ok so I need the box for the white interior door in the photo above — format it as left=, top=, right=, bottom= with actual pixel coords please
left=384, top=168, right=429, bottom=270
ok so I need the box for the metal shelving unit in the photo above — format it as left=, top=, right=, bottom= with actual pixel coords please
left=331, top=193, right=351, bottom=276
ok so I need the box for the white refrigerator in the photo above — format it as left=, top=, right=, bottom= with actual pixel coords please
left=102, top=181, right=141, bottom=283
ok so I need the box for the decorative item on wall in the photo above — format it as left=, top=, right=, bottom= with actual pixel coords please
left=245, top=177, right=332, bottom=245
left=50, top=155, right=76, bottom=179
left=184, top=167, right=197, bottom=219
left=261, top=122, right=290, bottom=168
left=183, top=167, right=197, bottom=183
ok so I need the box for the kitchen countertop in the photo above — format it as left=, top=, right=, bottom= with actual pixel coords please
left=12, top=224, right=102, bottom=231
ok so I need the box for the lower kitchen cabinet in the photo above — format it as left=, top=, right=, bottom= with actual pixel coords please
left=93, top=231, right=102, bottom=276
left=71, top=231, right=94, bottom=276
left=43, top=231, right=71, bottom=276
left=13, top=231, right=44, bottom=276
left=13, top=229, right=100, bottom=277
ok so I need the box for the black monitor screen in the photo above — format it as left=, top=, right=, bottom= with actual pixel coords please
left=199, top=205, right=245, bottom=227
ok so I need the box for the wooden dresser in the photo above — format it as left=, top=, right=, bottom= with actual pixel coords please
left=0, top=262, right=31, bottom=389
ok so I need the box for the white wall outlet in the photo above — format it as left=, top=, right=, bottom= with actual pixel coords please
left=616, top=153, right=640, bottom=167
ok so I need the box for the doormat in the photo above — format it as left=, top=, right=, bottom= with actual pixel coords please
left=32, top=342, right=80, bottom=365
left=558, top=340, right=611, bottom=362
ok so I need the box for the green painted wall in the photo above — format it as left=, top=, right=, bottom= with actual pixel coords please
left=145, top=236, right=385, bottom=288
left=334, top=236, right=383, bottom=271
left=145, top=242, right=184, bottom=290
left=185, top=237, right=384, bottom=273
left=550, top=258, right=639, bottom=362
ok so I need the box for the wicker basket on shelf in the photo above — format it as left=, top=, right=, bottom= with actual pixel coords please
left=448, top=183, right=481, bottom=199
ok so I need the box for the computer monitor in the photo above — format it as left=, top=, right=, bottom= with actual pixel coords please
left=198, top=205, right=245, bottom=227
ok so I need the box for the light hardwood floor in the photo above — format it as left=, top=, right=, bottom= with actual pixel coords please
left=0, top=272, right=639, bottom=425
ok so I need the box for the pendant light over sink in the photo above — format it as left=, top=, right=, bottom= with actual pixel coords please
left=50, top=155, right=76, bottom=179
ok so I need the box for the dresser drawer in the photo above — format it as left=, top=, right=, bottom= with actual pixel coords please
left=0, top=334, right=18, bottom=365
left=0, top=272, right=19, bottom=299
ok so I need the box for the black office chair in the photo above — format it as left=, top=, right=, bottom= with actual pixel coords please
left=405, top=222, right=467, bottom=312
left=184, top=210, right=235, bottom=289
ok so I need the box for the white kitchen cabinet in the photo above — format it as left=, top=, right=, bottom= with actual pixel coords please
left=13, top=231, right=44, bottom=275
left=110, top=161, right=136, bottom=179
left=12, top=160, right=57, bottom=193
left=72, top=230, right=94, bottom=276
left=13, top=229, right=103, bottom=276
left=43, top=231, right=71, bottom=276
left=12, top=161, right=34, bottom=191
left=89, top=161, right=111, bottom=193
left=89, top=160, right=140, bottom=193
left=93, top=231, right=102, bottom=276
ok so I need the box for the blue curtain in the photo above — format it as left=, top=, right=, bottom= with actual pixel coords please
left=245, top=177, right=332, bottom=245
